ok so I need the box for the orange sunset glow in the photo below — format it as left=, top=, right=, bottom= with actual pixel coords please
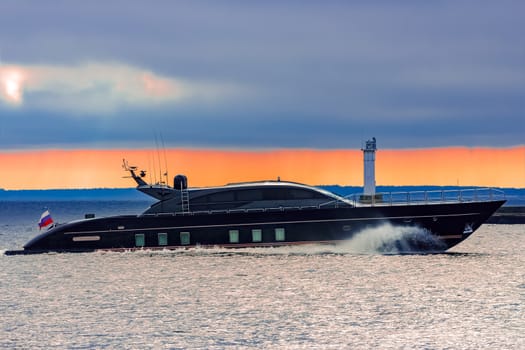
left=1, top=147, right=524, bottom=190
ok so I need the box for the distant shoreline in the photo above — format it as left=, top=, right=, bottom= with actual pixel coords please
left=1, top=186, right=524, bottom=206
left=0, top=188, right=150, bottom=201
left=487, top=206, right=525, bottom=224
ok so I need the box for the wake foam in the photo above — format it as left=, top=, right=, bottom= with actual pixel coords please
left=336, top=223, right=447, bottom=254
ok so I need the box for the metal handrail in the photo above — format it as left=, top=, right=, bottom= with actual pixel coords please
left=140, top=187, right=505, bottom=216
left=343, top=187, right=505, bottom=207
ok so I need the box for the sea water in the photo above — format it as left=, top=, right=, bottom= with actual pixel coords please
left=0, top=201, right=523, bottom=349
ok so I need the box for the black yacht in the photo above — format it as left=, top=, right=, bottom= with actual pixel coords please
left=6, top=139, right=505, bottom=254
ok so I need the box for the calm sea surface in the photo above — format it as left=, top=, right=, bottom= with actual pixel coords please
left=1, top=201, right=523, bottom=349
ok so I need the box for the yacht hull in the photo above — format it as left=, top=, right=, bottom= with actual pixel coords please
left=9, top=200, right=505, bottom=254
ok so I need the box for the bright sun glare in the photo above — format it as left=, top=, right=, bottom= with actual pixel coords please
left=1, top=69, right=24, bottom=105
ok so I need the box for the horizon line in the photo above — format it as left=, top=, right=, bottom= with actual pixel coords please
left=2, top=184, right=523, bottom=192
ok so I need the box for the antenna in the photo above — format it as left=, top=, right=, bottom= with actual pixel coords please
left=150, top=149, right=157, bottom=185
left=154, top=132, right=163, bottom=184
left=147, top=153, right=153, bottom=184
left=160, top=132, right=169, bottom=186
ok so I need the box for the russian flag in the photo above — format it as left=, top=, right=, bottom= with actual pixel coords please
left=38, top=210, right=54, bottom=229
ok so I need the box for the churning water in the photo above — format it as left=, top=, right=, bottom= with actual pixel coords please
left=0, top=201, right=523, bottom=349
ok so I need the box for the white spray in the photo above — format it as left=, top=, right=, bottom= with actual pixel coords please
left=336, top=223, right=446, bottom=254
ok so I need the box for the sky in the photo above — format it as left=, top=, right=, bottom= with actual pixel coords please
left=0, top=1, right=524, bottom=189
left=1, top=148, right=524, bottom=190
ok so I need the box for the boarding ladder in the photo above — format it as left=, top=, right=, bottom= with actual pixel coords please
left=180, top=187, right=190, bottom=214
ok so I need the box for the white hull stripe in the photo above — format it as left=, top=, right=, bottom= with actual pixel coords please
left=64, top=212, right=480, bottom=235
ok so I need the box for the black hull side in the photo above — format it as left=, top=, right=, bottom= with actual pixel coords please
left=10, top=200, right=505, bottom=254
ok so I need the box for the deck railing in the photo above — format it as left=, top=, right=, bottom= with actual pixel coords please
left=141, top=188, right=505, bottom=217
left=343, top=187, right=506, bottom=207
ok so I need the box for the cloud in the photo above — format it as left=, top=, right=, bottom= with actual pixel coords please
left=0, top=62, right=244, bottom=114
left=0, top=1, right=524, bottom=150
